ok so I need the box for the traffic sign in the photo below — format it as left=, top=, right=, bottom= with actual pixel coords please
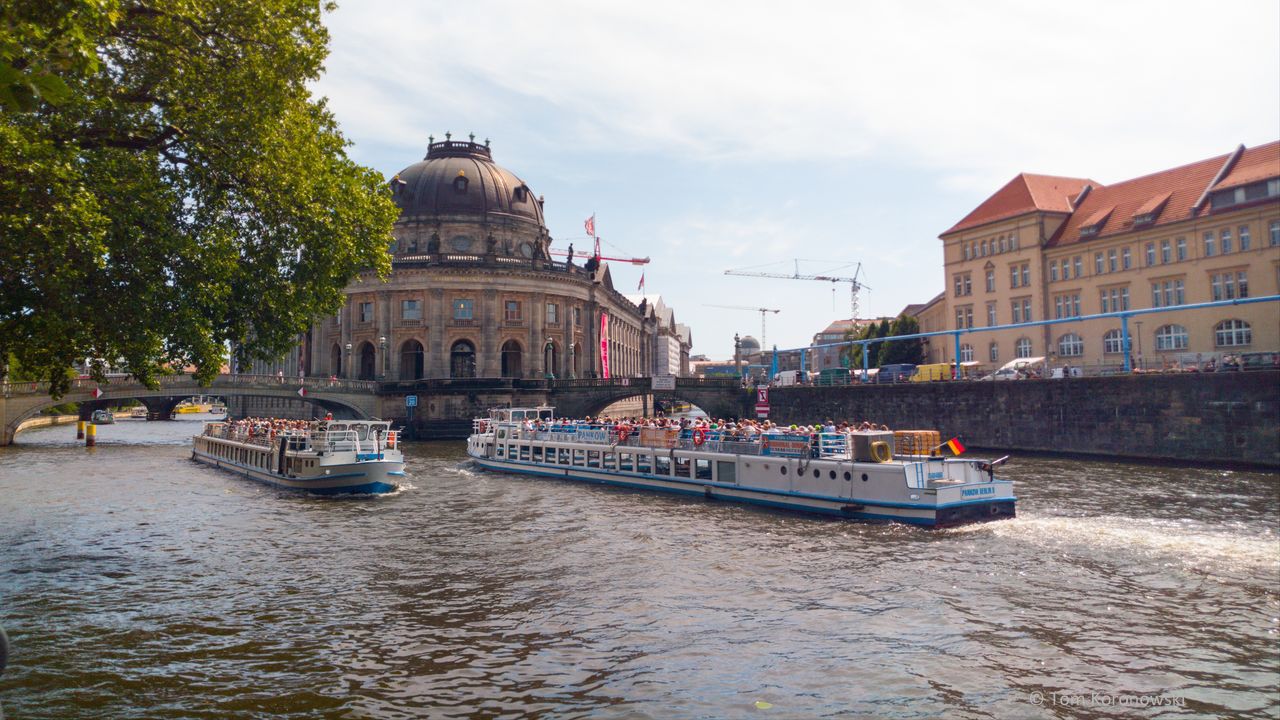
left=755, top=403, right=769, bottom=419
left=756, top=387, right=769, bottom=404
left=405, top=394, right=418, bottom=408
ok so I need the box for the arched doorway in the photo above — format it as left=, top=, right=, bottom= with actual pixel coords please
left=399, top=339, right=424, bottom=380
left=543, top=340, right=559, bottom=379
left=330, top=344, right=342, bottom=378
left=450, top=340, right=476, bottom=378
left=571, top=342, right=582, bottom=379
left=358, top=342, right=376, bottom=380
left=501, top=340, right=523, bottom=378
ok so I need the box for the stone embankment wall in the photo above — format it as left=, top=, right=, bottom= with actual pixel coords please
left=15, top=414, right=79, bottom=432
left=768, top=371, right=1279, bottom=468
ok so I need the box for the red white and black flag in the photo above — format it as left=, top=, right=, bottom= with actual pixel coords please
left=637, top=272, right=645, bottom=292
left=584, top=214, right=596, bottom=238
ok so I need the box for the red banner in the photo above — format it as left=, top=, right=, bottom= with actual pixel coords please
left=600, top=311, right=610, bottom=378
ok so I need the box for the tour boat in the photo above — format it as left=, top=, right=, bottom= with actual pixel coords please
left=466, top=408, right=1015, bottom=527
left=192, top=419, right=405, bottom=494
left=91, top=409, right=115, bottom=425
left=129, top=406, right=147, bottom=419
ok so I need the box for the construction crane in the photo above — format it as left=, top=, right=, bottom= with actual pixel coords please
left=704, top=304, right=781, bottom=349
left=724, top=260, right=869, bottom=320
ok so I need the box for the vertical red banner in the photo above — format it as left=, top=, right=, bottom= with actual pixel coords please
left=600, top=311, right=610, bottom=379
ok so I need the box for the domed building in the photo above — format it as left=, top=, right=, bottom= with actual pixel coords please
left=306, top=136, right=660, bottom=382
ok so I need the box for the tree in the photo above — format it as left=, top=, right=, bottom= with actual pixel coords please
left=0, top=0, right=400, bottom=396
left=878, top=315, right=925, bottom=366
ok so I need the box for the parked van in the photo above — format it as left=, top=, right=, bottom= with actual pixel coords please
left=911, top=363, right=953, bottom=382
left=876, top=363, right=917, bottom=384
left=772, top=370, right=801, bottom=386
left=816, top=368, right=852, bottom=386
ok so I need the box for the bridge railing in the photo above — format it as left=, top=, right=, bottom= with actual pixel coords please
left=3, top=373, right=379, bottom=398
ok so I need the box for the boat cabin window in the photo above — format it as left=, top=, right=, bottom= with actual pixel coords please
left=572, top=449, right=585, bottom=467
left=618, top=453, right=633, bottom=472
left=518, top=444, right=530, bottom=461
left=636, top=454, right=652, bottom=474
left=532, top=446, right=543, bottom=462
left=558, top=448, right=570, bottom=465
left=695, top=459, right=712, bottom=480
left=603, top=452, right=616, bottom=471
left=717, top=461, right=736, bottom=484
left=674, top=458, right=691, bottom=479
left=655, top=455, right=671, bottom=476
left=538, top=408, right=554, bottom=421
left=587, top=450, right=601, bottom=468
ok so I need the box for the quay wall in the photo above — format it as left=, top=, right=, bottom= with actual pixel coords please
left=15, top=414, right=79, bottom=432
left=767, top=371, right=1279, bottom=468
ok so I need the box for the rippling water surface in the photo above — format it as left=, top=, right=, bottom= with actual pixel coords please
left=0, top=416, right=1276, bottom=719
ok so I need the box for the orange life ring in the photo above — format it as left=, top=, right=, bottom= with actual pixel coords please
left=617, top=426, right=630, bottom=442
left=692, top=428, right=707, bottom=447
left=387, top=433, right=396, bottom=449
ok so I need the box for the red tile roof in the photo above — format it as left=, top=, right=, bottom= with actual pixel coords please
left=1049, top=142, right=1280, bottom=247
left=943, top=174, right=1093, bottom=235
left=1131, top=191, right=1172, bottom=219
left=1213, top=140, right=1280, bottom=191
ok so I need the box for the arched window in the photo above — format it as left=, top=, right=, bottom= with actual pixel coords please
left=1214, top=319, right=1251, bottom=347
left=1154, top=324, right=1188, bottom=351
left=399, top=339, right=424, bottom=380
left=960, top=344, right=974, bottom=362
left=1057, top=333, right=1083, bottom=357
left=1015, top=337, right=1033, bottom=358
left=358, top=342, right=376, bottom=380
left=450, top=340, right=476, bottom=378
left=501, top=339, right=523, bottom=378
left=1103, top=329, right=1124, bottom=354
left=571, top=342, right=582, bottom=378
left=988, top=341, right=999, bottom=363
left=330, top=344, right=342, bottom=377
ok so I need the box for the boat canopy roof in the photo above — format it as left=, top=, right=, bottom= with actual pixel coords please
left=489, top=407, right=556, bottom=422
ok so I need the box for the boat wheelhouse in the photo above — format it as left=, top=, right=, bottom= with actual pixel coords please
left=192, top=419, right=405, bottom=495
left=466, top=408, right=1015, bottom=527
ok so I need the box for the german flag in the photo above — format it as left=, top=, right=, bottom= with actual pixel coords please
left=945, top=437, right=966, bottom=455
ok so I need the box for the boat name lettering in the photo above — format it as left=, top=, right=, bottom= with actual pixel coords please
left=961, top=486, right=996, bottom=497
left=927, top=472, right=944, bottom=480
left=576, top=429, right=609, bottom=444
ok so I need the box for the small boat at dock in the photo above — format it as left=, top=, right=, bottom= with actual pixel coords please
left=91, top=409, right=115, bottom=425
left=192, top=419, right=405, bottom=494
left=466, top=407, right=1015, bottom=528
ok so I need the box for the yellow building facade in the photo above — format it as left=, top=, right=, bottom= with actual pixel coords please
left=938, top=142, right=1279, bottom=372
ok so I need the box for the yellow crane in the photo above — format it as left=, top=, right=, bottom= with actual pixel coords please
left=704, top=304, right=781, bottom=349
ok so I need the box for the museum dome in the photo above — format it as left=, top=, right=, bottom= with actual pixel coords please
left=390, top=136, right=545, bottom=228
left=739, top=336, right=761, bottom=353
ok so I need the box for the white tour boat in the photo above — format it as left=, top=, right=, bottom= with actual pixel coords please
left=193, top=419, right=405, bottom=494
left=466, top=407, right=1015, bottom=527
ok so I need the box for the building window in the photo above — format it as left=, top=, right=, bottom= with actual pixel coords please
left=1050, top=263, right=1059, bottom=282
left=1151, top=279, right=1184, bottom=308
left=1204, top=231, right=1216, bottom=257
left=1015, top=337, right=1033, bottom=358
left=1010, top=265, right=1019, bottom=288
left=453, top=298, right=474, bottom=320
left=1073, top=256, right=1082, bottom=278
left=1220, top=228, right=1233, bottom=254
left=963, top=245, right=970, bottom=260
left=1239, top=225, right=1251, bottom=251
left=1011, top=299, right=1022, bottom=324
left=1155, top=324, right=1189, bottom=351
left=1270, top=220, right=1280, bottom=246
left=1108, top=249, right=1118, bottom=272
left=359, top=301, right=374, bottom=323
left=1211, top=271, right=1248, bottom=301
left=1054, top=293, right=1081, bottom=319
left=1020, top=264, right=1030, bottom=287
left=955, top=306, right=973, bottom=329
left=1011, top=297, right=1031, bottom=324
left=1214, top=319, right=1251, bottom=347
left=988, top=342, right=999, bottom=363
left=1122, top=247, right=1132, bottom=270
left=453, top=175, right=468, bottom=193
left=954, top=273, right=972, bottom=297
left=985, top=269, right=995, bottom=292
left=1145, top=242, right=1155, bottom=266
left=960, top=344, right=974, bottom=363
left=1103, top=329, right=1124, bottom=354
left=1176, top=237, right=1187, bottom=261
left=1094, top=252, right=1104, bottom=274
left=401, top=299, right=422, bottom=321
left=1058, top=333, right=1084, bottom=358
left=573, top=307, right=582, bottom=326
left=546, top=303, right=559, bottom=325
left=986, top=302, right=997, bottom=327
left=1099, top=287, right=1129, bottom=313
left=450, top=340, right=476, bottom=377
left=1159, top=240, right=1171, bottom=264
left=1061, top=259, right=1071, bottom=280
left=504, top=300, right=522, bottom=322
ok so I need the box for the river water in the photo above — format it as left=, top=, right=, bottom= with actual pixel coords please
left=0, top=416, right=1276, bottom=719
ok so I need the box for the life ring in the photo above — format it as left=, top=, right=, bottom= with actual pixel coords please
left=617, top=426, right=631, bottom=442
left=870, top=440, right=892, bottom=463
left=692, top=428, right=707, bottom=447
left=387, top=433, right=396, bottom=450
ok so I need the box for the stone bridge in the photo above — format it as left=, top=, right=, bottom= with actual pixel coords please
left=1, top=375, right=380, bottom=445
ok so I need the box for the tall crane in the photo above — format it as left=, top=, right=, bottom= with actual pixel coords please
left=724, top=260, right=869, bottom=320
left=704, top=304, right=781, bottom=349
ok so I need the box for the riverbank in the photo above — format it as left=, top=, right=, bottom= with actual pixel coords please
left=15, top=414, right=78, bottom=433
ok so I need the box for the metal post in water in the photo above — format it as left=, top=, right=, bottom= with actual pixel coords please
left=86, top=422, right=96, bottom=447
left=76, top=420, right=85, bottom=440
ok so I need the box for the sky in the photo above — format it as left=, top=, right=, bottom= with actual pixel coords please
left=313, top=0, right=1280, bottom=359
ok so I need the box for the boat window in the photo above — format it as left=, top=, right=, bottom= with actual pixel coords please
left=532, top=446, right=543, bottom=462
left=619, top=453, right=633, bottom=472
left=519, top=445, right=530, bottom=461
left=636, top=454, right=652, bottom=474
left=695, top=459, right=712, bottom=480
left=655, top=455, right=671, bottom=476
left=674, top=458, right=691, bottom=478
left=813, top=469, right=820, bottom=478
left=603, top=453, right=616, bottom=470
left=717, top=461, right=736, bottom=484
left=780, top=466, right=788, bottom=475
left=587, top=450, right=601, bottom=468
left=572, top=449, right=585, bottom=466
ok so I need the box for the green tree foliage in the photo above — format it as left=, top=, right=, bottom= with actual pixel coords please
left=878, top=315, right=924, bottom=365
left=0, top=0, right=400, bottom=396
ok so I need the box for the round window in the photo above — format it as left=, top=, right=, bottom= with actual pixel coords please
left=519, top=242, right=534, bottom=258
left=450, top=235, right=472, bottom=252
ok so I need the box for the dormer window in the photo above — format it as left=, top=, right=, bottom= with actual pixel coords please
left=453, top=172, right=468, bottom=193
left=1078, top=205, right=1114, bottom=239
left=1132, top=192, right=1170, bottom=227
left=514, top=186, right=527, bottom=203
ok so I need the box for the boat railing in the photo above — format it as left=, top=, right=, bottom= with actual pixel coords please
left=817, top=433, right=851, bottom=460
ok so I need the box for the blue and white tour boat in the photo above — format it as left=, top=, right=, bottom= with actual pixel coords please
left=193, top=419, right=405, bottom=495
left=466, top=407, right=1015, bottom=527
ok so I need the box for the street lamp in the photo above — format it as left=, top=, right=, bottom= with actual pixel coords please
left=344, top=342, right=352, bottom=379
left=378, top=336, right=387, bottom=380
left=734, top=333, right=742, bottom=377
left=1134, top=321, right=1144, bottom=370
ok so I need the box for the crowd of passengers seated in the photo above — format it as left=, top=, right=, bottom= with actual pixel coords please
left=210, top=417, right=312, bottom=441
left=518, top=416, right=890, bottom=441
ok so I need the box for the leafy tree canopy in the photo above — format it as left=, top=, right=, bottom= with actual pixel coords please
left=878, top=315, right=924, bottom=365
left=1, top=0, right=399, bottom=396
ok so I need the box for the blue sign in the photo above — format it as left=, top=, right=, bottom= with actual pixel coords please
left=405, top=395, right=418, bottom=408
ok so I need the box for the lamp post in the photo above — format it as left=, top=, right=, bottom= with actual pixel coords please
left=379, top=336, right=388, bottom=380
left=1134, top=321, right=1144, bottom=370
left=344, top=342, right=352, bottom=380
left=734, top=333, right=742, bottom=378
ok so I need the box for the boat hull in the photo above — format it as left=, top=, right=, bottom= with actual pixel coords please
left=192, top=443, right=402, bottom=495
